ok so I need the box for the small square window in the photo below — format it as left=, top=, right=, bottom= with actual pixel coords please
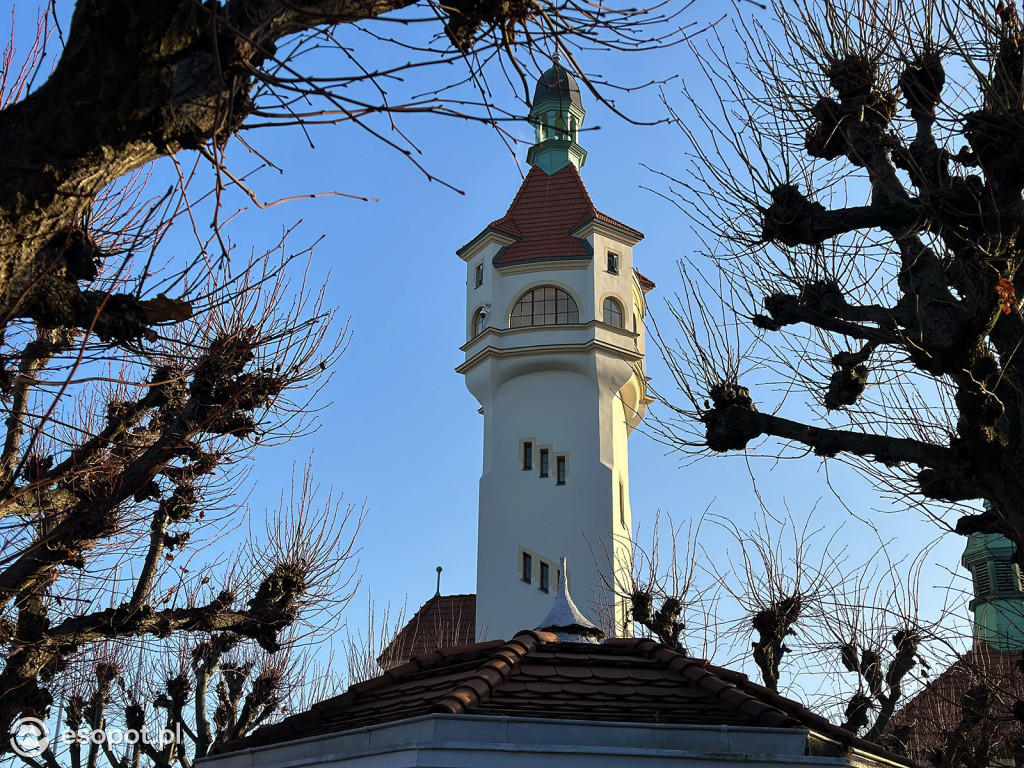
left=523, top=442, right=533, bottom=470
left=607, top=252, right=619, bottom=274
left=556, top=456, right=566, bottom=485
left=522, top=552, right=533, bottom=583
left=539, top=449, right=549, bottom=477
left=540, top=562, right=550, bottom=592
left=475, top=263, right=484, bottom=288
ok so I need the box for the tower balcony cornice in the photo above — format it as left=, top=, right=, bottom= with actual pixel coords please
left=460, top=319, right=639, bottom=354
left=456, top=326, right=642, bottom=376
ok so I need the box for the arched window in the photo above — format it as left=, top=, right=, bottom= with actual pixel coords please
left=603, top=297, right=624, bottom=328
left=510, top=286, right=579, bottom=328
left=472, top=308, right=487, bottom=337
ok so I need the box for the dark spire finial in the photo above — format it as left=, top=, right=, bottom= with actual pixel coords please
left=435, top=566, right=443, bottom=598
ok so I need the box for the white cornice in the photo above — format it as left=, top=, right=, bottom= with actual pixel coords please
left=571, top=218, right=643, bottom=247
left=459, top=319, right=638, bottom=353
left=457, top=230, right=519, bottom=262
left=456, top=338, right=643, bottom=375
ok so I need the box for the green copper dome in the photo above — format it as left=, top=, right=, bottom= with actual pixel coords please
left=532, top=59, right=582, bottom=111
left=527, top=55, right=587, bottom=176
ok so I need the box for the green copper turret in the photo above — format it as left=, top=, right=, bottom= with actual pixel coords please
left=527, top=55, right=587, bottom=176
left=962, top=507, right=1024, bottom=650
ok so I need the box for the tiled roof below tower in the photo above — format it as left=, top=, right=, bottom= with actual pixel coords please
left=219, top=630, right=915, bottom=766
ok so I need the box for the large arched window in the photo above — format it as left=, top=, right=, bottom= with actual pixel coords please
left=602, top=297, right=624, bottom=328
left=510, top=286, right=579, bottom=328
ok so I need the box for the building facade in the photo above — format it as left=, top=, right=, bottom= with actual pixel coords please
left=456, top=58, right=654, bottom=641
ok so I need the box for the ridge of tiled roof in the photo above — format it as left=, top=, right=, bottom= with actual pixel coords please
left=705, top=657, right=923, bottom=765
left=603, top=638, right=798, bottom=729
left=592, top=211, right=645, bottom=240
left=478, top=165, right=641, bottom=266
left=608, top=638, right=919, bottom=766
left=431, top=630, right=554, bottom=714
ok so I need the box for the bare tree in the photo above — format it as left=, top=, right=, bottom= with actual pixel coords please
left=8, top=460, right=361, bottom=767
left=652, top=0, right=1024, bottom=553
left=42, top=627, right=350, bottom=768
left=605, top=511, right=711, bottom=652
left=0, top=0, right=698, bottom=752
left=619, top=506, right=953, bottom=746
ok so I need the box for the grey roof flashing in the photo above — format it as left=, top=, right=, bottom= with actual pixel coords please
left=200, top=713, right=837, bottom=768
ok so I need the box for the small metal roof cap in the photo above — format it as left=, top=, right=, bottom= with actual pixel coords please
left=536, top=557, right=605, bottom=643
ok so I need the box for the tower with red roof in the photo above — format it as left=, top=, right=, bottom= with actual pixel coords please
left=456, top=58, right=655, bottom=641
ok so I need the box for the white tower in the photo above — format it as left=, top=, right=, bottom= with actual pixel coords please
left=456, top=59, right=654, bottom=641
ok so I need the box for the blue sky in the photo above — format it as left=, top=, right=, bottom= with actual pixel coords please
left=10, top=1, right=974, bottom=698
left=208, top=5, right=972, bottom=670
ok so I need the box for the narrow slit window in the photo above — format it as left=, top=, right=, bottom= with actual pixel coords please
left=619, top=479, right=626, bottom=527
left=556, top=456, right=566, bottom=485
left=540, top=449, right=549, bottom=477
left=607, top=252, right=619, bottom=274
left=540, top=562, right=550, bottom=593
left=475, top=263, right=484, bottom=288
left=523, top=442, right=533, bottom=470
left=522, top=552, right=533, bottom=583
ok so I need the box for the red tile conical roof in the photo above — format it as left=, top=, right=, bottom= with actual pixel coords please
left=480, top=165, right=642, bottom=265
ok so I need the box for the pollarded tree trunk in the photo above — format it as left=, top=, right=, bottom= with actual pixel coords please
left=660, top=0, right=1024, bottom=561
left=0, top=0, right=687, bottom=749
left=0, top=0, right=419, bottom=338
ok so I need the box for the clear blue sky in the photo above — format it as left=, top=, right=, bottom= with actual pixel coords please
left=214, top=4, right=970, bottom=672
left=12, top=1, right=973, bottom=698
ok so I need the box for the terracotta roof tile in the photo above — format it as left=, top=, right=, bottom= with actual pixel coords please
left=469, top=165, right=642, bottom=266
left=220, top=632, right=917, bottom=766
left=886, top=645, right=1024, bottom=762
left=378, top=594, right=476, bottom=668
left=633, top=266, right=656, bottom=291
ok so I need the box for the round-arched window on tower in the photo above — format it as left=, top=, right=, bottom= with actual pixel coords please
left=510, top=286, right=579, bottom=328
left=602, top=297, right=624, bottom=328
left=472, top=308, right=487, bottom=337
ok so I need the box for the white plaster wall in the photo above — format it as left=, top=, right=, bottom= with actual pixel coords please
left=459, top=226, right=651, bottom=640
left=475, top=366, right=606, bottom=638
